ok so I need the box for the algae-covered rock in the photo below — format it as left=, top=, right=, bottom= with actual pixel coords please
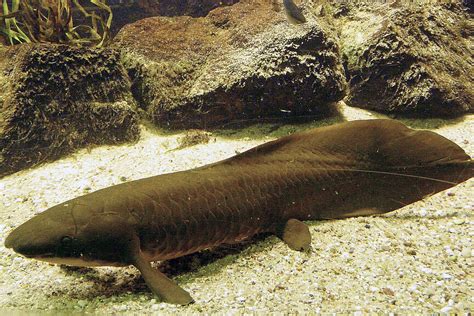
left=148, top=0, right=239, bottom=17
left=0, top=44, right=140, bottom=177
left=114, top=0, right=346, bottom=129
left=330, top=2, right=473, bottom=116
left=110, top=0, right=239, bottom=35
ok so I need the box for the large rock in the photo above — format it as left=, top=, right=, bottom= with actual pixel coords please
left=114, top=0, right=346, bottom=129
left=110, top=0, right=239, bottom=35
left=0, top=44, right=140, bottom=177
left=327, top=2, right=473, bottom=116
left=139, top=0, right=240, bottom=17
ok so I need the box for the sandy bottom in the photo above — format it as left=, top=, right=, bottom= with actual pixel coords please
left=0, top=104, right=472, bottom=313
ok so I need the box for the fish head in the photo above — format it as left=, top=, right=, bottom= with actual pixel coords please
left=5, top=199, right=135, bottom=267
left=5, top=201, right=78, bottom=260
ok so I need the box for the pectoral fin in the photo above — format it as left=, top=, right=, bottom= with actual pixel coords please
left=133, top=255, right=194, bottom=305
left=276, top=219, right=311, bottom=251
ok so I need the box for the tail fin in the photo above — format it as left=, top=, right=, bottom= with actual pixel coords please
left=220, top=119, right=472, bottom=219
left=300, top=120, right=473, bottom=218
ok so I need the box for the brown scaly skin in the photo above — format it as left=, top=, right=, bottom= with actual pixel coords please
left=5, top=119, right=473, bottom=305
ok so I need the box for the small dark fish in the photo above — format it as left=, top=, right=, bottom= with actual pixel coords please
left=283, top=0, right=307, bottom=24
left=4, top=120, right=473, bottom=305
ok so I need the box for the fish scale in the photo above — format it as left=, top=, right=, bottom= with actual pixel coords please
left=145, top=165, right=330, bottom=259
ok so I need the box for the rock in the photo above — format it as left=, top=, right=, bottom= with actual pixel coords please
left=321, top=2, right=473, bottom=116
left=146, top=0, right=239, bottom=17
left=0, top=44, right=140, bottom=177
left=178, top=130, right=212, bottom=149
left=381, top=287, right=395, bottom=296
left=114, top=0, right=346, bottom=129
left=119, top=176, right=128, bottom=182
left=110, top=0, right=239, bottom=36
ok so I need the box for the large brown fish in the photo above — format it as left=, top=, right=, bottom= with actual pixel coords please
left=5, top=120, right=473, bottom=304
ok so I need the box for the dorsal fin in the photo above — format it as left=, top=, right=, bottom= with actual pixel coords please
left=211, top=119, right=471, bottom=169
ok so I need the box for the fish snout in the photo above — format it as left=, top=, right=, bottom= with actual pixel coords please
left=4, top=215, right=73, bottom=258
left=4, top=230, right=15, bottom=249
left=4, top=227, right=49, bottom=257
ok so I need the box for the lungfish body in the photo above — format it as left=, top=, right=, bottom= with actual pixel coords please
left=5, top=120, right=473, bottom=304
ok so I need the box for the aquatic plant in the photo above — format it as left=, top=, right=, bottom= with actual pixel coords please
left=0, top=0, right=113, bottom=46
left=1, top=0, right=30, bottom=44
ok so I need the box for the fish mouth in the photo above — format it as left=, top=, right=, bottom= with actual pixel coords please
left=36, top=255, right=125, bottom=267
left=9, top=246, right=57, bottom=259
left=22, top=253, right=55, bottom=259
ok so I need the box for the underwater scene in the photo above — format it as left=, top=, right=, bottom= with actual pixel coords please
left=0, top=0, right=473, bottom=313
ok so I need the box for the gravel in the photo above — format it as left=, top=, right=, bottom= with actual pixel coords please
left=0, top=105, right=472, bottom=313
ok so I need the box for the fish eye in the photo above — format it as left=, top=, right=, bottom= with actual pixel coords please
left=61, top=236, right=73, bottom=245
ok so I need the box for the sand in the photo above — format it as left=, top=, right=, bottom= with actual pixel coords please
left=0, top=104, right=472, bottom=313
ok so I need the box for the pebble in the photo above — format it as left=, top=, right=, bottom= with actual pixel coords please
left=379, top=244, right=391, bottom=252
left=382, top=288, right=395, bottom=296
left=441, top=273, right=453, bottom=280
left=453, top=219, right=465, bottom=225
left=77, top=300, right=87, bottom=308
left=236, top=296, right=246, bottom=303
left=440, top=306, right=452, bottom=313
left=340, top=252, right=350, bottom=260
left=460, top=248, right=471, bottom=258
left=444, top=246, right=455, bottom=256
left=425, top=287, right=436, bottom=296
left=114, top=304, right=128, bottom=311
left=76, top=179, right=90, bottom=190
left=420, top=267, right=433, bottom=274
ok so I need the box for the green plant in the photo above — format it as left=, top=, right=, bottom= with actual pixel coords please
left=0, top=0, right=113, bottom=46
left=1, top=0, right=31, bottom=44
